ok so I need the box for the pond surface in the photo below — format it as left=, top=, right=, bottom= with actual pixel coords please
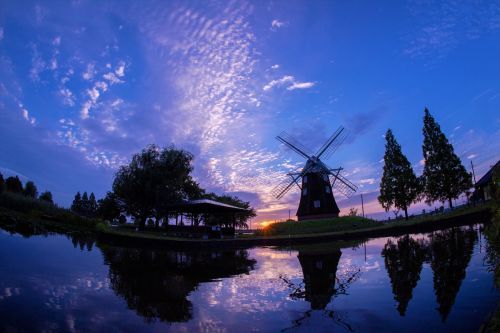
left=0, top=222, right=498, bottom=333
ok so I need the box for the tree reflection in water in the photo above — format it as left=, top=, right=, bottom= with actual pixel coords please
left=99, top=244, right=256, bottom=323
left=382, top=235, right=427, bottom=316
left=430, top=227, right=477, bottom=322
left=382, top=226, right=478, bottom=321
left=280, top=247, right=360, bottom=332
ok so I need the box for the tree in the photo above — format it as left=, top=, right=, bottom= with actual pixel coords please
left=0, top=173, right=5, bottom=193
left=422, top=109, right=472, bottom=208
left=23, top=181, right=38, bottom=198
left=379, top=129, right=421, bottom=220
left=112, top=145, right=203, bottom=229
left=71, top=192, right=82, bottom=213
left=89, top=192, right=97, bottom=217
left=81, top=192, right=89, bottom=215
left=96, top=192, right=121, bottom=222
left=39, top=191, right=53, bottom=204
left=5, top=176, right=23, bottom=194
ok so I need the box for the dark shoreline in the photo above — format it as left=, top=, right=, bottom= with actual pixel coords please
left=97, top=208, right=492, bottom=249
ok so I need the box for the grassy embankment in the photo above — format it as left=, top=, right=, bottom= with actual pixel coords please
left=98, top=203, right=493, bottom=247
left=0, top=189, right=493, bottom=243
left=0, top=192, right=103, bottom=233
left=256, top=203, right=492, bottom=238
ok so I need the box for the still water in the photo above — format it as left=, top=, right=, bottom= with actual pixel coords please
left=0, top=222, right=498, bottom=333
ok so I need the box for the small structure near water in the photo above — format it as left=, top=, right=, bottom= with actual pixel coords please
left=165, top=199, right=249, bottom=238
left=472, top=160, right=499, bottom=202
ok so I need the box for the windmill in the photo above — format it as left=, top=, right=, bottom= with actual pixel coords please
left=272, top=126, right=357, bottom=221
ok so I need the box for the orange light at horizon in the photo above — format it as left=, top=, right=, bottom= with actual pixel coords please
left=258, top=221, right=273, bottom=229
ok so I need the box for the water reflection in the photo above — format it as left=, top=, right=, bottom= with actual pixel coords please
left=277, top=243, right=363, bottom=332
left=382, top=227, right=478, bottom=321
left=430, top=227, right=477, bottom=321
left=100, top=244, right=256, bottom=323
left=382, top=235, right=427, bottom=316
left=0, top=217, right=497, bottom=332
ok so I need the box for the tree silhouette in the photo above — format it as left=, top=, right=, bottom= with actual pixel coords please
left=81, top=192, right=89, bottom=215
left=379, top=129, right=421, bottom=220
left=422, top=108, right=472, bottom=208
left=71, top=192, right=82, bottom=213
left=112, top=145, right=203, bottom=228
left=5, top=176, right=23, bottom=194
left=89, top=192, right=97, bottom=216
left=0, top=173, right=5, bottom=193
left=96, top=192, right=121, bottom=222
left=39, top=191, right=53, bottom=204
left=382, top=235, right=427, bottom=316
left=23, top=181, right=38, bottom=198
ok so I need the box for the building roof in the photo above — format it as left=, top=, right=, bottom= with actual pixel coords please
left=475, top=160, right=500, bottom=187
left=167, top=199, right=249, bottom=214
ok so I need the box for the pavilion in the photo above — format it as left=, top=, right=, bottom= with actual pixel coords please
left=165, top=199, right=249, bottom=238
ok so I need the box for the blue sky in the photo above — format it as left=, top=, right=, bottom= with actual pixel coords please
left=1, top=0, right=499, bottom=225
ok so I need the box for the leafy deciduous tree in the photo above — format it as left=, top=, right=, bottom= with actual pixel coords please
left=96, top=192, right=122, bottom=222
left=112, top=145, right=203, bottom=228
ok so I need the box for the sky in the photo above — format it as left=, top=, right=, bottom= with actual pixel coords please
left=0, top=0, right=499, bottom=227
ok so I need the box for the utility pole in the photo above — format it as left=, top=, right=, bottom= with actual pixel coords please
left=470, top=160, right=477, bottom=186
left=361, top=194, right=365, bottom=218
left=288, top=209, right=291, bottom=221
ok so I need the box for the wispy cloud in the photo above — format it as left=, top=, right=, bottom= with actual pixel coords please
left=263, top=75, right=315, bottom=91
left=404, top=0, right=500, bottom=61
left=271, top=19, right=286, bottom=30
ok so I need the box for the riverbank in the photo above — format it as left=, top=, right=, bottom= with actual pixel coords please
left=98, top=204, right=493, bottom=248
left=0, top=198, right=493, bottom=248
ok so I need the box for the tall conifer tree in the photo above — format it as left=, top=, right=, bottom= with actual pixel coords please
left=422, top=108, right=472, bottom=208
left=89, top=192, right=97, bottom=216
left=81, top=192, right=89, bottom=215
left=71, top=192, right=82, bottom=213
left=379, top=129, right=420, bottom=220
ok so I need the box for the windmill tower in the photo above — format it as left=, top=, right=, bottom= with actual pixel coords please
left=272, top=126, right=357, bottom=221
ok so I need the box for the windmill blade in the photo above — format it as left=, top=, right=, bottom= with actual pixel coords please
left=329, top=172, right=357, bottom=198
left=271, top=162, right=315, bottom=199
left=319, top=129, right=349, bottom=161
left=276, top=131, right=312, bottom=160
left=271, top=177, right=299, bottom=199
left=315, top=126, right=343, bottom=158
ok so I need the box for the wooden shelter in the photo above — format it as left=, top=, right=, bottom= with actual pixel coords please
left=166, top=199, right=249, bottom=237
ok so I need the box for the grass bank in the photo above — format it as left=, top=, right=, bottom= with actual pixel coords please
left=0, top=192, right=103, bottom=232
left=258, top=203, right=491, bottom=237
left=257, top=216, right=379, bottom=237
left=97, top=203, right=492, bottom=249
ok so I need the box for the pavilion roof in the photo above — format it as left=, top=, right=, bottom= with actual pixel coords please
left=167, top=199, right=249, bottom=214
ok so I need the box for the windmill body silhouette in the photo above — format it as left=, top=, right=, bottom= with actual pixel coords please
left=272, top=127, right=357, bottom=221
